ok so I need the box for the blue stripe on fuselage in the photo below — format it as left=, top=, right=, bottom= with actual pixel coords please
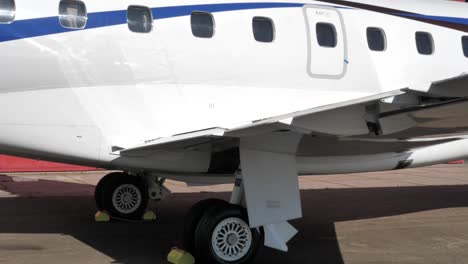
left=0, top=2, right=467, bottom=43
left=0, top=2, right=305, bottom=42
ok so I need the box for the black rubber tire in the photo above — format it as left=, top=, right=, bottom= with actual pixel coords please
left=94, top=172, right=123, bottom=210
left=100, top=174, right=149, bottom=220
left=194, top=204, right=263, bottom=264
left=181, top=198, right=228, bottom=253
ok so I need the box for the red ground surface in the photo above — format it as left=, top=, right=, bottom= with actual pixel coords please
left=0, top=155, right=97, bottom=172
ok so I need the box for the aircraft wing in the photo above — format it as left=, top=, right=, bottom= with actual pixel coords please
left=118, top=73, right=468, bottom=156
left=118, top=89, right=406, bottom=156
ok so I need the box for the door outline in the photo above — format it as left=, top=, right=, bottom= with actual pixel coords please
left=303, top=5, right=348, bottom=79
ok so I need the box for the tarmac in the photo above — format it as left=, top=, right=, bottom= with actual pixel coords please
left=1, top=164, right=468, bottom=263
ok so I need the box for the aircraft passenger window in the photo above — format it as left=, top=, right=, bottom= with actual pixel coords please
left=316, top=22, right=337, bottom=48
left=59, top=0, right=87, bottom=29
left=463, top=36, right=468, bottom=57
left=191, top=11, right=214, bottom=38
left=367, top=27, right=386, bottom=51
left=127, top=5, right=153, bottom=33
left=415, top=32, right=434, bottom=55
left=0, top=0, right=15, bottom=24
left=252, top=17, right=274, bottom=43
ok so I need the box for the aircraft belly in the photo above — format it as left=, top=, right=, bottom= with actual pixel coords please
left=296, top=137, right=468, bottom=175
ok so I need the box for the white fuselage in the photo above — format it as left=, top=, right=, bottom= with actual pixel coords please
left=0, top=0, right=468, bottom=175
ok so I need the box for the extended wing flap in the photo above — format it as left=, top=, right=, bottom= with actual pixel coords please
left=379, top=98, right=468, bottom=138
left=427, top=73, right=468, bottom=98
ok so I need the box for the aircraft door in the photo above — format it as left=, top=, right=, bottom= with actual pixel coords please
left=304, top=6, right=347, bottom=78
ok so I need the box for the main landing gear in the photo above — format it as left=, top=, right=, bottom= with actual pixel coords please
left=180, top=175, right=263, bottom=264
left=94, top=172, right=149, bottom=220
left=95, top=171, right=264, bottom=263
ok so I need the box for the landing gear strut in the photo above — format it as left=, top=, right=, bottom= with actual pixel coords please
left=181, top=172, right=263, bottom=264
left=94, top=172, right=149, bottom=220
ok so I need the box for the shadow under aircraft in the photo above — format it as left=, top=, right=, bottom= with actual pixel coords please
left=0, top=175, right=468, bottom=264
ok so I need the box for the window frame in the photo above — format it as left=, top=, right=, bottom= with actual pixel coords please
left=415, top=31, right=434, bottom=55
left=252, top=16, right=275, bottom=43
left=0, top=0, right=15, bottom=24
left=316, top=22, right=337, bottom=48
left=127, top=5, right=153, bottom=33
left=366, top=27, right=387, bottom=52
left=462, top=36, right=468, bottom=58
left=191, top=11, right=215, bottom=38
left=58, top=0, right=87, bottom=30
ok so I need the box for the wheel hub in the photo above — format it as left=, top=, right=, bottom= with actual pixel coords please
left=227, top=233, right=238, bottom=246
left=123, top=193, right=132, bottom=203
left=211, top=217, right=252, bottom=262
left=112, top=184, right=142, bottom=214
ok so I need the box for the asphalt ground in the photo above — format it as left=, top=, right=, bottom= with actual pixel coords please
left=1, top=165, right=468, bottom=264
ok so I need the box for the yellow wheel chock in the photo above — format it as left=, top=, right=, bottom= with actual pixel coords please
left=94, top=211, right=111, bottom=222
left=142, top=210, right=157, bottom=221
left=167, top=247, right=195, bottom=264
left=94, top=210, right=157, bottom=222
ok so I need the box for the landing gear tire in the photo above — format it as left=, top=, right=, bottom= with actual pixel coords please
left=94, top=172, right=122, bottom=210
left=181, top=198, right=229, bottom=252
left=194, top=203, right=262, bottom=264
left=95, top=172, right=149, bottom=220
